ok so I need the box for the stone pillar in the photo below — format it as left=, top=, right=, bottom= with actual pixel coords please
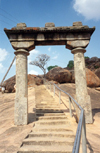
left=14, top=49, right=29, bottom=125
left=71, top=47, right=93, bottom=123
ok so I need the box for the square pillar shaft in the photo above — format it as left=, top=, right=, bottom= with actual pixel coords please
left=14, top=49, right=29, bottom=125
left=72, top=47, right=93, bottom=123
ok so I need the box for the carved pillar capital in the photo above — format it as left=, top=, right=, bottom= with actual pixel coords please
left=71, top=47, right=86, bottom=54
left=14, top=49, right=29, bottom=56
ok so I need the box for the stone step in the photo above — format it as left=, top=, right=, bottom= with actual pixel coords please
left=36, top=113, right=65, bottom=116
left=18, top=145, right=72, bottom=153
left=36, top=116, right=67, bottom=120
left=29, top=131, right=75, bottom=138
left=36, top=107, right=60, bottom=109
left=36, top=103, right=59, bottom=106
left=36, top=105, right=60, bottom=109
left=22, top=137, right=74, bottom=146
left=32, top=125, right=72, bottom=132
left=36, top=109, right=63, bottom=113
left=35, top=119, right=69, bottom=125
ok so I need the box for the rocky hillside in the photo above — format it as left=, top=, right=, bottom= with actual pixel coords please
left=1, top=56, right=100, bottom=93
left=2, top=74, right=43, bottom=93
left=85, top=57, right=100, bottom=71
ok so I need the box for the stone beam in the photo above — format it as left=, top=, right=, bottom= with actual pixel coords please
left=4, top=22, right=95, bottom=49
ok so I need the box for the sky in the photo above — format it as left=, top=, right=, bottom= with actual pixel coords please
left=0, top=0, right=100, bottom=82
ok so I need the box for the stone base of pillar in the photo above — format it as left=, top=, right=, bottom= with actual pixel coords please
left=14, top=97, right=28, bottom=125
left=76, top=94, right=93, bottom=123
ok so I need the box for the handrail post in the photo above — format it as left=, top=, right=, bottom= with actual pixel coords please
left=82, top=111, right=87, bottom=153
left=54, top=85, right=55, bottom=97
left=59, top=91, right=61, bottom=104
left=69, top=97, right=72, bottom=117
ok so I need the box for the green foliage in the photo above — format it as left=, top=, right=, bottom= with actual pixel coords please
left=94, top=65, right=99, bottom=69
left=85, top=56, right=89, bottom=59
left=47, top=65, right=58, bottom=71
left=67, top=60, right=74, bottom=69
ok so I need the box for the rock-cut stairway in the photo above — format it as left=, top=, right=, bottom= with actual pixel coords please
left=18, top=85, right=75, bottom=153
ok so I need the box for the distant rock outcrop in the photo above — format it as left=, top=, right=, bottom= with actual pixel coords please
left=85, top=57, right=100, bottom=71
left=86, top=68, right=100, bottom=87
left=3, top=75, right=16, bottom=93
left=3, top=74, right=43, bottom=93
left=2, top=56, right=100, bottom=93
left=46, top=67, right=72, bottom=83
left=95, top=68, right=100, bottom=79
left=69, top=68, right=100, bottom=87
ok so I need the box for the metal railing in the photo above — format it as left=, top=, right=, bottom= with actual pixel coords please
left=44, top=79, right=87, bottom=153
left=0, top=56, right=16, bottom=87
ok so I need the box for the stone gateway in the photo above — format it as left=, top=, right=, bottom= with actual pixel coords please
left=4, top=22, right=95, bottom=125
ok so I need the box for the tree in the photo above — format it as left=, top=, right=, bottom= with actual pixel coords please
left=30, top=54, right=50, bottom=77
left=85, top=56, right=89, bottom=59
left=47, top=65, right=58, bottom=71
left=67, top=60, right=74, bottom=69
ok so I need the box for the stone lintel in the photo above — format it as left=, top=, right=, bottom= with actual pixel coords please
left=4, top=22, right=95, bottom=50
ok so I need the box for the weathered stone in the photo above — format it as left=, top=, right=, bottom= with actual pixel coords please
left=73, top=22, right=83, bottom=26
left=14, top=49, right=29, bottom=125
left=86, top=68, right=100, bottom=87
left=72, top=47, right=93, bottom=123
left=45, top=22, right=55, bottom=27
left=95, top=87, right=100, bottom=91
left=95, top=68, right=100, bottom=79
left=16, top=23, right=27, bottom=28
left=11, top=41, right=35, bottom=51
left=85, top=57, right=100, bottom=71
left=4, top=22, right=95, bottom=125
left=46, top=67, right=72, bottom=83
left=4, top=22, right=95, bottom=50
left=69, top=68, right=100, bottom=88
left=3, top=75, right=16, bottom=93
left=67, top=40, right=89, bottom=49
left=89, top=57, right=99, bottom=62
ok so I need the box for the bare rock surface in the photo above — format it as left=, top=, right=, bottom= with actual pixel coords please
left=85, top=56, right=100, bottom=71
left=3, top=74, right=43, bottom=93
left=95, top=67, right=100, bottom=79
left=0, top=84, right=100, bottom=152
left=46, top=67, right=72, bottom=83
left=0, top=87, right=35, bottom=153
left=86, top=68, right=100, bottom=87
left=3, top=75, right=16, bottom=93
left=69, top=68, right=100, bottom=87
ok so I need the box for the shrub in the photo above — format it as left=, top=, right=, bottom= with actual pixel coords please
left=67, top=60, right=74, bottom=69
left=47, top=65, right=58, bottom=71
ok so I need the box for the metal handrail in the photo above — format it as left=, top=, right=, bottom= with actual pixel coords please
left=0, top=56, right=16, bottom=87
left=44, top=79, right=87, bottom=153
